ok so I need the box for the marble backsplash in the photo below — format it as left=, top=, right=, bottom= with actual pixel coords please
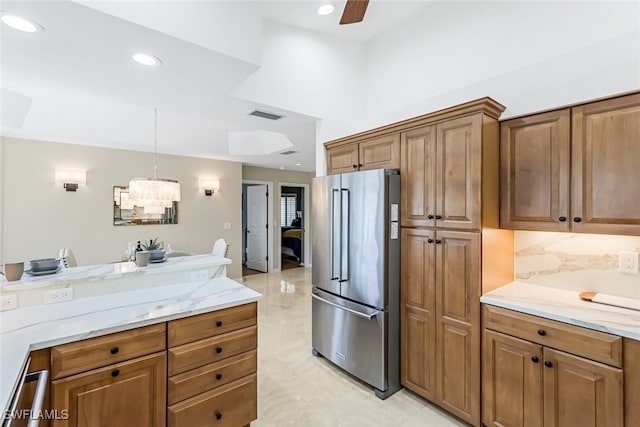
left=515, top=231, right=640, bottom=299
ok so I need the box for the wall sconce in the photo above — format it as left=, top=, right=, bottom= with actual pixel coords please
left=55, top=168, right=86, bottom=192
left=199, top=178, right=220, bottom=196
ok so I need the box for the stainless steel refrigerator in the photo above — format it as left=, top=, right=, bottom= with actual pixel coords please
left=311, top=168, right=401, bottom=399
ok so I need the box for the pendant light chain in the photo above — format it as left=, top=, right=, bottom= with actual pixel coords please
left=153, top=108, right=158, bottom=179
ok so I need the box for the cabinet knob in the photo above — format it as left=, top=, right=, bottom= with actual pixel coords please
left=427, top=239, right=434, bottom=244
left=537, top=329, right=546, bottom=336
left=110, top=346, right=119, bottom=355
left=358, top=164, right=363, bottom=167
left=531, top=356, right=539, bottom=363
left=427, top=214, right=434, bottom=220
left=215, top=412, right=223, bottom=421
left=111, top=369, right=120, bottom=377
left=216, top=347, right=223, bottom=354
left=573, top=217, right=582, bottom=223
left=215, top=373, right=223, bottom=380
left=216, top=320, right=223, bottom=327
left=558, top=216, right=567, bottom=222
left=544, top=361, right=553, bottom=368
left=435, top=215, right=442, bottom=220
left=352, top=164, right=358, bottom=169
left=435, top=239, right=442, bottom=244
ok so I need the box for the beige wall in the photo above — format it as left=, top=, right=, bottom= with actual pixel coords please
left=242, top=165, right=314, bottom=270
left=1, top=137, right=243, bottom=279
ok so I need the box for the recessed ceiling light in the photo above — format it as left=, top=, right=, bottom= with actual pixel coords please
left=317, top=4, right=335, bottom=15
left=132, top=53, right=162, bottom=67
left=295, top=163, right=302, bottom=166
left=1, top=14, right=44, bottom=32
left=280, top=166, right=286, bottom=170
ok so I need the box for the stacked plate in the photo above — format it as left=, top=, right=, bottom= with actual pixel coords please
left=25, top=258, right=61, bottom=276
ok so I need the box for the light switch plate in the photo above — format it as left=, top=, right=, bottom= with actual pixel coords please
left=0, top=294, right=18, bottom=311
left=619, top=251, right=639, bottom=274
left=44, top=288, right=74, bottom=304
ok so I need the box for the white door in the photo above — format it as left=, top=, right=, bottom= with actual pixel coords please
left=246, top=185, right=268, bottom=272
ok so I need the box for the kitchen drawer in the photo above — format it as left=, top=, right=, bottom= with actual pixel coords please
left=168, top=373, right=257, bottom=427
left=168, top=349, right=257, bottom=405
left=168, top=302, right=257, bottom=347
left=482, top=304, right=622, bottom=367
left=169, top=326, right=257, bottom=376
left=51, top=323, right=166, bottom=379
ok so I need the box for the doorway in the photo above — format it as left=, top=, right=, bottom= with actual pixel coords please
left=279, top=182, right=309, bottom=270
left=242, top=180, right=274, bottom=275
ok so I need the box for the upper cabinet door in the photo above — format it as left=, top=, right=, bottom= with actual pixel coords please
left=436, top=114, right=482, bottom=230
left=327, top=143, right=359, bottom=175
left=500, top=109, right=571, bottom=231
left=401, top=126, right=437, bottom=227
left=358, top=134, right=401, bottom=171
left=571, top=93, right=640, bottom=235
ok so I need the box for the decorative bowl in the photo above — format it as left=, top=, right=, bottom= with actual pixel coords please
left=30, top=258, right=60, bottom=272
left=148, top=250, right=166, bottom=261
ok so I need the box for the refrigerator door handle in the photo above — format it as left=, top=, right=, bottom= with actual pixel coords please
left=340, top=188, right=349, bottom=283
left=311, top=292, right=377, bottom=320
left=331, top=189, right=341, bottom=281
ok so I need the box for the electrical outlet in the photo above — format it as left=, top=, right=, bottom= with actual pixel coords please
left=0, top=294, right=18, bottom=311
left=44, top=288, right=74, bottom=304
left=619, top=251, right=639, bottom=274
left=191, top=270, right=208, bottom=281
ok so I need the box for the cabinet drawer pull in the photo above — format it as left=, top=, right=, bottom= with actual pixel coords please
left=558, top=216, right=567, bottom=222
left=215, top=373, right=222, bottom=380
left=573, top=217, right=582, bottom=223
left=215, top=412, right=223, bottom=421
left=544, top=361, right=553, bottom=368
left=215, top=347, right=223, bottom=354
left=435, top=215, right=442, bottom=219
left=110, top=346, right=119, bottom=355
left=111, top=369, right=120, bottom=377
left=427, top=214, right=434, bottom=219
left=537, top=329, right=546, bottom=336
left=216, top=320, right=222, bottom=327
left=531, top=356, right=539, bottom=363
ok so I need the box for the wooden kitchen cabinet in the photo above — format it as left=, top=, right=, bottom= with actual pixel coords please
left=500, top=109, right=571, bottom=231
left=326, top=134, right=400, bottom=175
left=401, top=125, right=437, bottom=227
left=500, top=92, right=640, bottom=235
left=401, top=228, right=481, bottom=424
left=482, top=305, right=624, bottom=427
left=51, top=352, right=166, bottom=427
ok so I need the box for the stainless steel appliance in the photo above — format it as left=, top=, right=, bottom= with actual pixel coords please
left=311, top=169, right=401, bottom=399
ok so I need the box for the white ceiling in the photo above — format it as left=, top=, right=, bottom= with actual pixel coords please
left=0, top=1, right=428, bottom=172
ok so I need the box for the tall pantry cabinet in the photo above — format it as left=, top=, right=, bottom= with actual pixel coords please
left=399, top=99, right=513, bottom=426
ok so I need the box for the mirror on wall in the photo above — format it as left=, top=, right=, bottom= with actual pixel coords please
left=113, top=186, right=178, bottom=226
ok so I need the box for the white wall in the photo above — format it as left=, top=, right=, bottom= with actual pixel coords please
left=1, top=137, right=244, bottom=279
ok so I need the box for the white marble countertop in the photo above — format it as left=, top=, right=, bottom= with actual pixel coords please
left=481, top=282, right=639, bottom=340
left=0, top=275, right=261, bottom=413
left=0, top=254, right=231, bottom=291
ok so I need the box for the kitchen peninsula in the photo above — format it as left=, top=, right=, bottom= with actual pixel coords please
left=0, top=255, right=261, bottom=426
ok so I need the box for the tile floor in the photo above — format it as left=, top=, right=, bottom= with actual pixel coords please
left=237, top=268, right=466, bottom=427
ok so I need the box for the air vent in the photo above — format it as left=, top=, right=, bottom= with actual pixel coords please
left=280, top=150, right=298, bottom=155
left=249, top=110, right=283, bottom=120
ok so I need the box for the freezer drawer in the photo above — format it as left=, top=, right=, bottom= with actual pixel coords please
left=311, top=290, right=387, bottom=392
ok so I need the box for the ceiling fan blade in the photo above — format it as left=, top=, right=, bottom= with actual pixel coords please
left=340, top=0, right=369, bottom=25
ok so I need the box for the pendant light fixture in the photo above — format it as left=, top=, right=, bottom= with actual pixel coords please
left=128, top=109, right=181, bottom=214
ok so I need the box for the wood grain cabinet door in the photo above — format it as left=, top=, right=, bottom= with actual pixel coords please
left=542, top=348, right=623, bottom=427
left=571, top=93, right=640, bottom=235
left=436, top=114, right=482, bottom=230
left=327, top=143, right=359, bottom=175
left=401, top=126, right=437, bottom=227
left=51, top=352, right=166, bottom=427
left=358, top=134, right=400, bottom=171
left=482, top=330, right=543, bottom=427
left=400, top=228, right=436, bottom=400
left=434, top=230, right=480, bottom=425
left=500, top=110, right=571, bottom=231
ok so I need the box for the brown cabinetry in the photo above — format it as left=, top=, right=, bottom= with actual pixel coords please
left=167, top=302, right=258, bottom=427
left=483, top=305, right=624, bottom=427
left=326, top=134, right=400, bottom=175
left=500, top=92, right=640, bottom=235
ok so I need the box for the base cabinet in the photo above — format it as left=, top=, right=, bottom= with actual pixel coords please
left=483, top=305, right=624, bottom=427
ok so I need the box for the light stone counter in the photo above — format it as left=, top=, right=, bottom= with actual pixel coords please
left=481, top=282, right=640, bottom=340
left=0, top=274, right=261, bottom=414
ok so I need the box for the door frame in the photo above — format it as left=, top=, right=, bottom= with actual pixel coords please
left=279, top=182, right=311, bottom=268
left=242, top=180, right=274, bottom=273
